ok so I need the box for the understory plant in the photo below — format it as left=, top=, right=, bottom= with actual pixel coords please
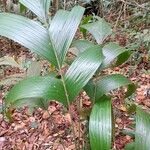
left=0, top=0, right=150, bottom=150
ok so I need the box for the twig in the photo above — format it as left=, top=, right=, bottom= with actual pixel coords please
left=118, top=0, right=150, bottom=11
left=113, top=2, right=124, bottom=31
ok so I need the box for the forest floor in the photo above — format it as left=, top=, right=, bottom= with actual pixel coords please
left=0, top=32, right=149, bottom=150
left=0, top=8, right=150, bottom=150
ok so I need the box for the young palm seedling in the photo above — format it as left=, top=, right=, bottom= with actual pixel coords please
left=1, top=0, right=149, bottom=150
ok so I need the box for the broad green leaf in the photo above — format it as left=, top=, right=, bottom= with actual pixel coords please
left=20, top=3, right=26, bottom=13
left=80, top=15, right=93, bottom=38
left=72, top=40, right=95, bottom=53
left=19, top=0, right=51, bottom=22
left=125, top=142, right=135, bottom=150
left=84, top=74, right=136, bottom=101
left=135, top=107, right=150, bottom=150
left=0, top=56, right=21, bottom=68
left=73, top=41, right=131, bottom=69
left=49, top=6, right=85, bottom=66
left=5, top=76, right=67, bottom=106
left=43, top=0, right=51, bottom=18
left=115, top=51, right=132, bottom=67
left=89, top=95, right=112, bottom=150
left=65, top=45, right=104, bottom=101
left=0, top=74, right=25, bottom=86
left=13, top=98, right=49, bottom=110
left=0, top=13, right=57, bottom=66
left=81, top=18, right=112, bottom=44
left=101, top=42, right=131, bottom=68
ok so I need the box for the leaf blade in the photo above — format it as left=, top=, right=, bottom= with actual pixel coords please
left=135, top=107, right=150, bottom=150
left=89, top=96, right=112, bottom=150
left=5, top=76, right=67, bottom=106
left=65, top=45, right=104, bottom=101
left=0, top=13, right=57, bottom=66
left=19, top=0, right=51, bottom=22
left=84, top=74, right=136, bottom=101
left=101, top=42, right=131, bottom=68
left=81, top=18, right=112, bottom=44
left=49, top=6, right=85, bottom=66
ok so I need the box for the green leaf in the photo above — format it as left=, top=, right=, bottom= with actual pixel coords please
left=125, top=142, right=135, bottom=150
left=135, top=107, right=150, bottom=150
left=20, top=3, right=26, bottom=13
left=0, top=74, right=24, bottom=86
left=115, top=51, right=132, bottom=67
left=5, top=76, right=67, bottom=106
left=65, top=45, right=104, bottom=101
left=0, top=13, right=57, bottom=65
left=19, top=0, right=51, bottom=22
left=84, top=74, right=136, bottom=101
left=13, top=98, right=49, bottom=110
left=49, top=6, right=85, bottom=66
left=72, top=41, right=131, bottom=69
left=101, top=42, right=131, bottom=69
left=72, top=40, right=95, bottom=53
left=81, top=18, right=112, bottom=44
left=80, top=15, right=93, bottom=38
left=89, top=95, right=112, bottom=150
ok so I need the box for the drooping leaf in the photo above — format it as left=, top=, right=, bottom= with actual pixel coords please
left=5, top=76, right=67, bottom=106
left=81, top=18, right=112, bottom=44
left=135, top=107, right=150, bottom=150
left=125, top=142, right=135, bottom=150
left=65, top=45, right=104, bottom=101
left=0, top=56, right=21, bottom=68
left=72, top=40, right=95, bottom=53
left=73, top=41, right=131, bottom=69
left=49, top=6, right=85, bottom=66
left=0, top=74, right=25, bottom=86
left=115, top=51, right=132, bottom=67
left=20, top=3, right=26, bottom=13
left=89, top=95, right=112, bottom=150
left=101, top=42, right=131, bottom=68
left=19, top=0, right=51, bottom=22
left=80, top=15, right=93, bottom=38
left=43, top=0, right=51, bottom=18
left=84, top=74, right=136, bottom=101
left=0, top=13, right=57, bottom=66
left=13, top=98, right=49, bottom=110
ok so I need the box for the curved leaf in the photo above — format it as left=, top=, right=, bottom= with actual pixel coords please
left=135, top=107, right=150, bottom=150
left=72, top=41, right=131, bottom=69
left=19, top=0, right=51, bottom=22
left=81, top=18, right=112, bottom=44
left=101, top=42, right=131, bottom=69
left=5, top=76, right=67, bottom=106
left=84, top=74, right=136, bottom=101
left=72, top=40, right=95, bottom=53
left=49, top=6, right=85, bottom=66
left=89, top=95, right=112, bottom=150
left=65, top=45, right=104, bottom=101
left=0, top=13, right=57, bottom=66
left=125, top=142, right=135, bottom=150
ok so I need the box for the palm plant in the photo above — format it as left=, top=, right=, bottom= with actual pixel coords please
left=1, top=0, right=150, bottom=150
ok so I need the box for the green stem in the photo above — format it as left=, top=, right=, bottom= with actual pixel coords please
left=47, top=35, right=78, bottom=149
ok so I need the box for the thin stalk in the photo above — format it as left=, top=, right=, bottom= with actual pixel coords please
left=78, top=95, right=83, bottom=150
left=113, top=2, right=124, bottom=31
left=47, top=36, right=78, bottom=149
left=60, top=72, right=79, bottom=149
